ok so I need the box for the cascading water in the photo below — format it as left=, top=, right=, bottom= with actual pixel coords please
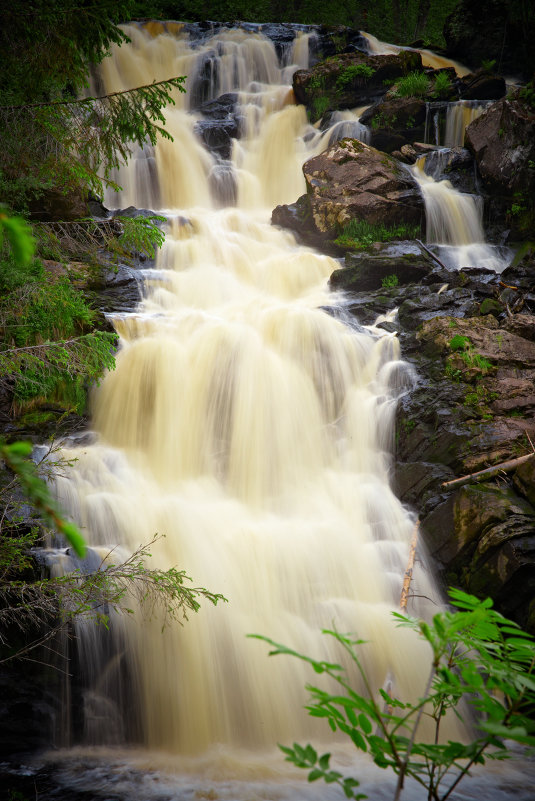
left=37, top=21, right=528, bottom=801
left=424, top=100, right=493, bottom=147
left=412, top=154, right=511, bottom=271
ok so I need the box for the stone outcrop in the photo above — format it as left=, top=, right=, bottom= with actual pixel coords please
left=293, top=50, right=422, bottom=122
left=195, top=93, right=241, bottom=159
left=273, top=138, right=425, bottom=244
left=465, top=97, right=535, bottom=197
left=360, top=97, right=427, bottom=153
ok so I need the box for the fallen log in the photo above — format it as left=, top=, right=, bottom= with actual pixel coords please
left=400, top=520, right=420, bottom=613
left=416, top=239, right=449, bottom=271
left=442, top=452, right=535, bottom=490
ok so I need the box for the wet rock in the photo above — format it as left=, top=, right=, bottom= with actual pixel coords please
left=94, top=264, right=143, bottom=314
left=301, top=139, right=425, bottom=238
left=195, top=119, right=238, bottom=159
left=421, top=146, right=477, bottom=193
left=195, top=93, right=241, bottom=159
left=330, top=243, right=432, bottom=292
left=28, top=189, right=89, bottom=222
left=513, top=457, right=535, bottom=507
left=360, top=97, right=427, bottom=152
left=503, top=313, right=535, bottom=342
left=271, top=194, right=339, bottom=252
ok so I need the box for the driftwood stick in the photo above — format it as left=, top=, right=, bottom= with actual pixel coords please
left=416, top=239, right=449, bottom=271
left=379, top=520, right=420, bottom=719
left=442, top=452, right=535, bottom=490
left=400, top=521, right=420, bottom=613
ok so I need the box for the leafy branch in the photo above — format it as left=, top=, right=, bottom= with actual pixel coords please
left=251, top=588, right=535, bottom=801
left=0, top=77, right=186, bottom=199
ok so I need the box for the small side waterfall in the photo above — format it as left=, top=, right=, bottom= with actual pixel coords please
left=424, top=100, right=493, bottom=147
left=412, top=155, right=511, bottom=271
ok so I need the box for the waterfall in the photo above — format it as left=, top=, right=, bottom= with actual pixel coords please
left=424, top=100, right=493, bottom=147
left=47, top=23, right=447, bottom=788
left=412, top=155, right=510, bottom=271
left=361, top=31, right=471, bottom=76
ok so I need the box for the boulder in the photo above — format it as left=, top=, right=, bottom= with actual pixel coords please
left=458, top=70, right=506, bottom=101
left=420, top=146, right=477, bottom=193
left=360, top=97, right=427, bottom=153
left=465, top=98, right=535, bottom=196
left=329, top=242, right=432, bottom=292
left=300, top=138, right=425, bottom=238
left=293, top=51, right=422, bottom=122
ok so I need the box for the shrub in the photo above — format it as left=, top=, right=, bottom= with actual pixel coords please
left=394, top=71, right=430, bottom=98
left=252, top=588, right=535, bottom=801
left=432, top=72, right=452, bottom=99
left=336, top=64, right=374, bottom=92
left=335, top=220, right=420, bottom=250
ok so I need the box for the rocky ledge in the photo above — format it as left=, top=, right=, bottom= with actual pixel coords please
left=330, top=243, right=535, bottom=629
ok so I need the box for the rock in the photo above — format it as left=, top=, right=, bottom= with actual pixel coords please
left=360, top=97, right=426, bottom=153
left=28, top=189, right=89, bottom=222
left=455, top=484, right=535, bottom=627
left=465, top=98, right=535, bottom=197
left=421, top=147, right=477, bottom=193
left=513, top=457, right=535, bottom=507
left=357, top=97, right=427, bottom=153
left=503, top=313, right=535, bottom=342
left=458, top=70, right=506, bottom=101
left=195, top=93, right=241, bottom=159
left=360, top=97, right=427, bottom=129
left=293, top=50, right=422, bottom=122
left=195, top=119, right=238, bottom=159
left=271, top=194, right=338, bottom=252
left=329, top=242, right=432, bottom=292
left=301, top=138, right=425, bottom=238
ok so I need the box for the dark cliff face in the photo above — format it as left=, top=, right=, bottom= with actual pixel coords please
left=444, top=0, right=535, bottom=79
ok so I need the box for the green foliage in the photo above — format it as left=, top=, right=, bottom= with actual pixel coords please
left=381, top=274, right=399, bottom=288
left=448, top=334, right=470, bottom=352
left=432, top=72, right=452, bottom=100
left=251, top=588, right=535, bottom=801
left=0, top=255, right=117, bottom=413
left=0, top=442, right=227, bottom=662
left=393, top=72, right=430, bottom=98
left=0, top=206, right=35, bottom=266
left=336, top=64, right=375, bottom=92
left=114, top=215, right=167, bottom=261
left=448, top=336, right=493, bottom=374
left=519, top=82, right=535, bottom=109
left=481, top=59, right=496, bottom=74
left=1, top=440, right=86, bottom=557
left=2, top=79, right=186, bottom=207
left=335, top=220, right=421, bottom=250
left=311, top=95, right=331, bottom=121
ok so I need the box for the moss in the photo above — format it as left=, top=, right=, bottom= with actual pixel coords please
left=479, top=298, right=502, bottom=317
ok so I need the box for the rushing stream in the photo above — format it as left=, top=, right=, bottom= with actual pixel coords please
left=39, top=22, right=532, bottom=801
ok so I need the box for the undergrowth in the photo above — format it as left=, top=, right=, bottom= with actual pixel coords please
left=335, top=220, right=421, bottom=250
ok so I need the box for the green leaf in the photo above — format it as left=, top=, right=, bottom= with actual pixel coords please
left=59, top=520, right=87, bottom=558
left=358, top=713, right=373, bottom=735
